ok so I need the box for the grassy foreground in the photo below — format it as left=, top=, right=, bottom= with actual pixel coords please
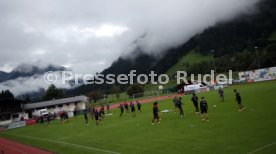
left=1, top=81, right=276, bottom=154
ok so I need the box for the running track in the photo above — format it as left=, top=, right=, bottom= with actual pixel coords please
left=95, top=93, right=184, bottom=110
left=0, top=93, right=183, bottom=154
left=0, top=137, right=53, bottom=154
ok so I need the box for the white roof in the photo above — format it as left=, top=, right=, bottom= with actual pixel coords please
left=23, top=95, right=88, bottom=110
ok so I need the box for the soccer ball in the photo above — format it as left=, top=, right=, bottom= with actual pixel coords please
left=213, top=104, right=217, bottom=108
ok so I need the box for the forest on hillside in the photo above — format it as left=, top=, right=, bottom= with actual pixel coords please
left=68, top=0, right=276, bottom=96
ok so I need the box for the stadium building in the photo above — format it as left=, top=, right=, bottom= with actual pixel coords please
left=23, top=95, right=88, bottom=118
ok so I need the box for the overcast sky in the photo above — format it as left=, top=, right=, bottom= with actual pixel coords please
left=0, top=0, right=260, bottom=74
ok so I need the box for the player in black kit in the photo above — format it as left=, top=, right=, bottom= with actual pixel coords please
left=234, top=89, right=244, bottom=111
left=119, top=104, right=124, bottom=117
left=191, top=93, right=200, bottom=114
left=136, top=101, right=141, bottom=112
left=177, top=97, right=184, bottom=117
left=152, top=102, right=160, bottom=124
left=200, top=97, right=208, bottom=122
left=130, top=102, right=136, bottom=117
left=94, top=109, right=100, bottom=126
left=84, top=110, right=89, bottom=125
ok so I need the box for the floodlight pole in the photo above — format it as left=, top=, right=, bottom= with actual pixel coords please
left=254, top=47, right=261, bottom=69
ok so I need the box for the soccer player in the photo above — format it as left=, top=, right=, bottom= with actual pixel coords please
left=130, top=102, right=136, bottom=117
left=136, top=101, right=141, bottom=112
left=234, top=89, right=244, bottom=111
left=200, top=97, right=208, bottom=122
left=177, top=97, right=184, bottom=117
left=47, top=114, right=51, bottom=125
left=124, top=102, right=129, bottom=113
left=191, top=93, right=200, bottom=114
left=218, top=87, right=224, bottom=102
left=152, top=102, right=160, bottom=124
left=84, top=110, right=89, bottom=125
left=91, top=106, right=95, bottom=119
left=173, top=96, right=178, bottom=112
left=64, top=111, right=69, bottom=120
left=94, top=109, right=100, bottom=126
left=106, top=104, right=110, bottom=113
left=99, top=105, right=105, bottom=119
left=59, top=111, right=64, bottom=123
left=119, top=104, right=124, bottom=117
left=73, top=107, right=77, bottom=117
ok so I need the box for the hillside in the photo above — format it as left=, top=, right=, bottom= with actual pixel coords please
left=68, top=0, right=276, bottom=96
left=166, top=49, right=212, bottom=76
left=103, top=0, right=276, bottom=74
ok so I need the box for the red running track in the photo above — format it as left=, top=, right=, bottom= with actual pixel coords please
left=0, top=137, right=53, bottom=154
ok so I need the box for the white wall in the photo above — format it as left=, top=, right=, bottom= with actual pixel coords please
left=31, top=101, right=86, bottom=116
left=0, top=119, right=12, bottom=125
left=78, top=101, right=86, bottom=110
left=0, top=112, right=28, bottom=125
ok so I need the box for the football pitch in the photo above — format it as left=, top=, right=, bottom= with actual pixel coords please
left=1, top=81, right=276, bottom=154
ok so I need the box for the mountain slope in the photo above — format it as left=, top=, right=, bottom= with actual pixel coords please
left=69, top=0, right=276, bottom=95
left=166, top=49, right=212, bottom=76
left=0, top=71, right=8, bottom=80
left=103, top=0, right=276, bottom=75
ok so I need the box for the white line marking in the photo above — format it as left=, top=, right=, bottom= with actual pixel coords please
left=3, top=132, right=121, bottom=154
left=248, top=142, right=276, bottom=154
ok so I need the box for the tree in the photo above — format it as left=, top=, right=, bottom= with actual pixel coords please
left=0, top=90, right=15, bottom=100
left=25, top=95, right=31, bottom=103
left=42, top=84, right=64, bottom=100
left=186, top=62, right=189, bottom=68
left=111, top=85, right=120, bottom=100
left=127, top=84, right=144, bottom=98
left=87, top=91, right=104, bottom=103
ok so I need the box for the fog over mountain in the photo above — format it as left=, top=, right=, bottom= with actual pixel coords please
left=0, top=62, right=71, bottom=96
left=0, top=0, right=261, bottom=96
left=0, top=0, right=260, bottom=74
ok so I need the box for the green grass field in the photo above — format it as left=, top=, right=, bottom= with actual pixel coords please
left=1, top=81, right=276, bottom=154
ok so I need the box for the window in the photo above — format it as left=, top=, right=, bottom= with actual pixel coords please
left=47, top=106, right=55, bottom=109
left=58, top=104, right=63, bottom=108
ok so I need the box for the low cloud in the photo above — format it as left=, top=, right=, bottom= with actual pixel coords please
left=0, top=0, right=260, bottom=95
left=0, top=0, right=260, bottom=74
left=0, top=71, right=72, bottom=96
